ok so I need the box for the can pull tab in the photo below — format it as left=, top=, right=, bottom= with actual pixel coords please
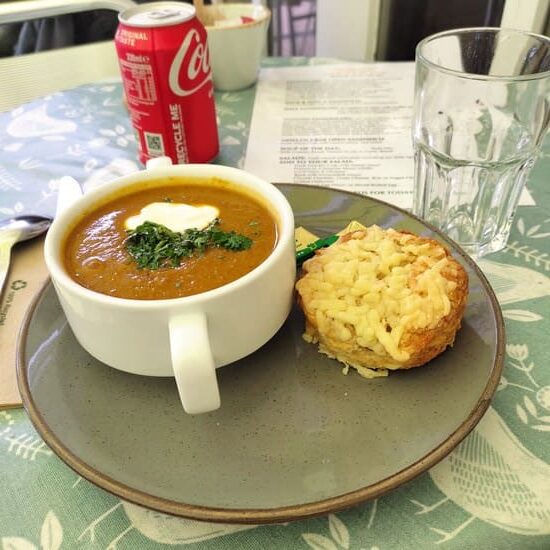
left=149, top=9, right=181, bottom=20
left=145, top=156, right=173, bottom=170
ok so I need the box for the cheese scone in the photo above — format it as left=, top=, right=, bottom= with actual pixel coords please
left=295, top=225, right=468, bottom=378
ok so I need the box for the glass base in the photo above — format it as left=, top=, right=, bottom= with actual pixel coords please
left=413, top=145, right=536, bottom=260
left=455, top=233, right=510, bottom=259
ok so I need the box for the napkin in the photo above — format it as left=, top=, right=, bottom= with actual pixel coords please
left=0, top=236, right=49, bottom=408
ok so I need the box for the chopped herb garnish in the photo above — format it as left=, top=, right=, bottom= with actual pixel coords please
left=249, top=220, right=260, bottom=226
left=163, top=197, right=173, bottom=203
left=125, top=218, right=252, bottom=270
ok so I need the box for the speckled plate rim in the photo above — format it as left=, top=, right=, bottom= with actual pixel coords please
left=16, top=184, right=505, bottom=524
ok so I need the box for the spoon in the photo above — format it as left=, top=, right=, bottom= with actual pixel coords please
left=0, top=215, right=52, bottom=298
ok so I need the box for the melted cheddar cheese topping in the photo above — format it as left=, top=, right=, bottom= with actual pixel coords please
left=296, top=225, right=459, bottom=363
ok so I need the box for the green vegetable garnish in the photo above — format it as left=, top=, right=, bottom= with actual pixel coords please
left=296, top=234, right=339, bottom=266
left=125, top=218, right=252, bottom=269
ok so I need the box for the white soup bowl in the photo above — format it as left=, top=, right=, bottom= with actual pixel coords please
left=44, top=157, right=296, bottom=414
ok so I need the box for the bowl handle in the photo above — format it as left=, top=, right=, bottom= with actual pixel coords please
left=55, top=176, right=83, bottom=216
left=169, top=312, right=221, bottom=414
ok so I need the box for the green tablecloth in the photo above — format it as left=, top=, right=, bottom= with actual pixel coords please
left=1, top=58, right=549, bottom=550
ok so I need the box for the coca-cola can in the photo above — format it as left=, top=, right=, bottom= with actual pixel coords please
left=115, top=2, right=219, bottom=165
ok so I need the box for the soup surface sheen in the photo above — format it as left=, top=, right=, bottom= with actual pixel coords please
left=64, top=178, right=278, bottom=300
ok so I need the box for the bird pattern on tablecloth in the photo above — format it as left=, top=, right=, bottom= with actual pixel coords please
left=412, top=407, right=550, bottom=543
left=478, top=260, right=550, bottom=305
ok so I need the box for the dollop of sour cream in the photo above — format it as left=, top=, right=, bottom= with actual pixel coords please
left=125, top=202, right=220, bottom=233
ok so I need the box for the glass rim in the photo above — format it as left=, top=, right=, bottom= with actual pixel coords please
left=416, top=26, right=550, bottom=82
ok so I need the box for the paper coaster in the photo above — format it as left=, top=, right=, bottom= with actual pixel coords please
left=0, top=236, right=49, bottom=409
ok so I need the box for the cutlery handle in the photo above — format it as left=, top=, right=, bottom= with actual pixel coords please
left=0, top=239, right=15, bottom=299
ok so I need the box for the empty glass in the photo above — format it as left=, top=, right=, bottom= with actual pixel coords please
left=412, top=28, right=550, bottom=258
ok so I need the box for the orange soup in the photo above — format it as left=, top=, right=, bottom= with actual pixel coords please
left=63, top=178, right=278, bottom=300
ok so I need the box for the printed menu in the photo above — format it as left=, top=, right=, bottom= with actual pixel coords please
left=244, top=62, right=534, bottom=209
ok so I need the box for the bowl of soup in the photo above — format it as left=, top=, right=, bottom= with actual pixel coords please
left=44, top=157, right=296, bottom=414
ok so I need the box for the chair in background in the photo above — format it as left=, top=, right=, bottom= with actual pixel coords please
left=268, top=0, right=316, bottom=56
left=0, top=0, right=135, bottom=112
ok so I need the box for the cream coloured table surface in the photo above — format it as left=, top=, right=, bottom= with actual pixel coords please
left=1, top=58, right=549, bottom=550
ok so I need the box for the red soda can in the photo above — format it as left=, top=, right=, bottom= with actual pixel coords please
left=115, top=2, right=219, bottom=165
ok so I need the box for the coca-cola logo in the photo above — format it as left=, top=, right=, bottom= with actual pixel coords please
left=169, top=28, right=211, bottom=97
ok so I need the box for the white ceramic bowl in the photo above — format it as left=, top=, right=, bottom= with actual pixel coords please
left=44, top=157, right=296, bottom=414
left=205, top=3, right=271, bottom=91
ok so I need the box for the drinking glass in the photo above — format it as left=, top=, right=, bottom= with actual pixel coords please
left=412, top=28, right=550, bottom=258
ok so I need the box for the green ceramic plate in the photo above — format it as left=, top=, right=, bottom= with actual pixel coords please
left=17, top=185, right=504, bottom=524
